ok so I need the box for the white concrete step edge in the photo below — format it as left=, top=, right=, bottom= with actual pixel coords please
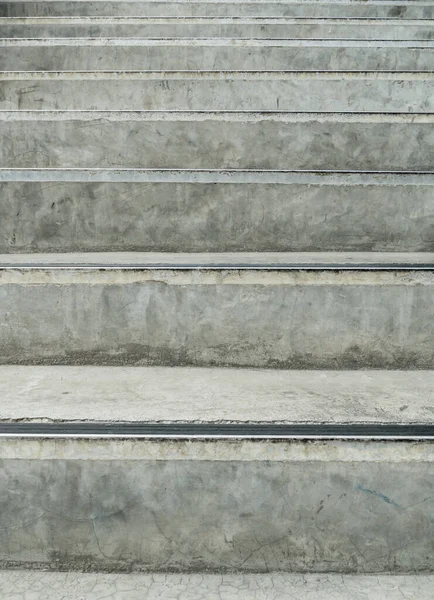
left=1, top=169, right=433, bottom=183
left=0, top=251, right=433, bottom=268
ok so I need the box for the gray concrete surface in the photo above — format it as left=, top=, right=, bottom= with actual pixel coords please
left=0, top=366, right=433, bottom=423
left=2, top=38, right=434, bottom=71
left=1, top=0, right=433, bottom=580
left=0, top=441, right=433, bottom=572
left=1, top=250, right=432, bottom=266
left=2, top=1, right=433, bottom=19
left=1, top=170, right=434, bottom=253
left=4, top=17, right=434, bottom=39
left=0, top=254, right=432, bottom=367
left=3, top=71, right=434, bottom=112
left=0, top=572, right=433, bottom=599
left=2, top=436, right=432, bottom=462
left=2, top=112, right=434, bottom=171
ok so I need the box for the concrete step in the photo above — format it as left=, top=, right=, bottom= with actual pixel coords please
left=1, top=170, right=433, bottom=253
left=0, top=366, right=433, bottom=572
left=0, top=572, right=433, bottom=598
left=3, top=16, right=434, bottom=39
left=0, top=252, right=432, bottom=368
left=2, top=1, right=434, bottom=19
left=2, top=38, right=434, bottom=71
left=2, top=366, right=433, bottom=423
left=1, top=111, right=434, bottom=171
left=3, top=71, right=434, bottom=112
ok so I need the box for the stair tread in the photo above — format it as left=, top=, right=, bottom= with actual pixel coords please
left=2, top=70, right=434, bottom=77
left=3, top=0, right=433, bottom=5
left=2, top=168, right=434, bottom=183
left=1, top=366, right=433, bottom=425
left=1, top=251, right=433, bottom=268
left=3, top=37, right=434, bottom=44
left=3, top=0, right=433, bottom=20
left=3, top=111, right=434, bottom=120
left=3, top=16, right=433, bottom=22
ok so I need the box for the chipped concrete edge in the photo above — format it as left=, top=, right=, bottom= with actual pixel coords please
left=1, top=437, right=433, bottom=462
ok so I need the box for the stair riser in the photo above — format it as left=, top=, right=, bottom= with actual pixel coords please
left=0, top=439, right=433, bottom=572
left=1, top=116, right=433, bottom=170
left=1, top=2, right=432, bottom=18
left=3, top=22, right=434, bottom=39
left=2, top=44, right=434, bottom=71
left=0, top=269, right=432, bottom=368
left=2, top=180, right=434, bottom=253
left=2, top=77, right=434, bottom=111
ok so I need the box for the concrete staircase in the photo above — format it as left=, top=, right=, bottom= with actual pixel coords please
left=0, top=0, right=433, bottom=589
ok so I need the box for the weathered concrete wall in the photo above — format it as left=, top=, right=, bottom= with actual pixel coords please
left=3, top=18, right=434, bottom=39
left=2, top=40, right=434, bottom=71
left=1, top=1, right=432, bottom=18
left=0, top=438, right=433, bottom=572
left=2, top=72, right=433, bottom=111
left=0, top=268, right=432, bottom=368
left=1, top=172, right=434, bottom=253
left=2, top=113, right=434, bottom=170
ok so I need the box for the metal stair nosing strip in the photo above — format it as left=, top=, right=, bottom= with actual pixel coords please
left=1, top=422, right=434, bottom=439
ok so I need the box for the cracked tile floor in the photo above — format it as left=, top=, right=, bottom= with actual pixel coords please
left=0, top=572, right=432, bottom=599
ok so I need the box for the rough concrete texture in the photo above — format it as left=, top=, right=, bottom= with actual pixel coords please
left=2, top=39, right=434, bottom=71
left=2, top=437, right=433, bottom=463
left=0, top=572, right=433, bottom=599
left=0, top=260, right=432, bottom=368
left=1, top=171, right=434, bottom=253
left=0, top=451, right=433, bottom=572
left=1, top=1, right=433, bottom=18
left=3, top=71, right=434, bottom=112
left=2, top=112, right=434, bottom=171
left=3, top=250, right=432, bottom=267
left=1, top=366, right=433, bottom=424
left=4, top=17, right=434, bottom=39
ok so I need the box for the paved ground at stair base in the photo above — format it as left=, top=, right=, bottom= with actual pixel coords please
left=0, top=572, right=432, bottom=599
